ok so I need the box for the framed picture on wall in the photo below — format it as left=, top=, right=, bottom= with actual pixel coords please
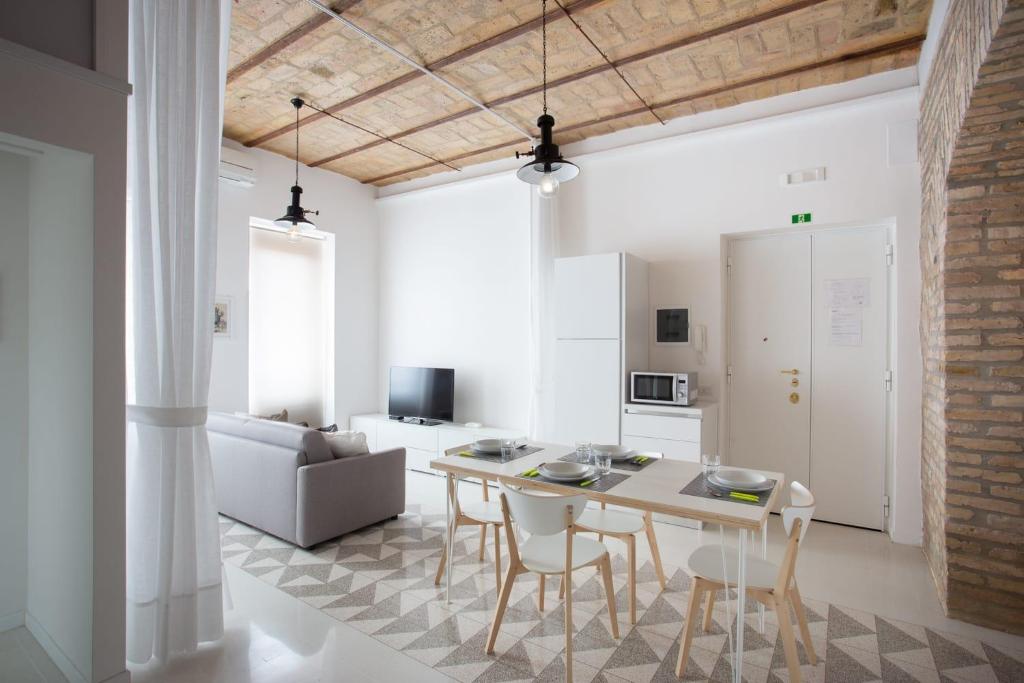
left=213, top=296, right=232, bottom=338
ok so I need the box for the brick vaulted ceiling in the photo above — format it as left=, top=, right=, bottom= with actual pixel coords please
left=225, top=0, right=933, bottom=187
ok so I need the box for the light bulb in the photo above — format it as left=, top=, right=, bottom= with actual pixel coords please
left=287, top=226, right=300, bottom=243
left=537, top=173, right=559, bottom=197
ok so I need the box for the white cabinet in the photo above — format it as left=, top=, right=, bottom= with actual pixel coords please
left=350, top=415, right=378, bottom=451
left=621, top=402, right=717, bottom=529
left=555, top=339, right=621, bottom=445
left=621, top=434, right=701, bottom=462
left=349, top=414, right=523, bottom=476
left=553, top=253, right=648, bottom=447
left=621, top=403, right=717, bottom=464
left=555, top=253, right=622, bottom=340
left=378, top=420, right=439, bottom=453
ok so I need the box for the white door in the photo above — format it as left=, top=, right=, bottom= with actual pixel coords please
left=728, top=234, right=812, bottom=505
left=555, top=253, right=621, bottom=340
left=811, top=228, right=888, bottom=529
left=554, top=339, right=620, bottom=445
left=728, top=227, right=889, bottom=530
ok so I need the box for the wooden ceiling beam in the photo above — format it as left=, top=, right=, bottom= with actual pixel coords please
left=558, top=34, right=925, bottom=134
left=363, top=139, right=522, bottom=185
left=227, top=1, right=363, bottom=85
left=309, top=0, right=830, bottom=168
left=243, top=0, right=609, bottom=148
left=362, top=34, right=925, bottom=186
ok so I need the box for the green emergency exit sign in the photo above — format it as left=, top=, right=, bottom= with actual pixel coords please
left=792, top=213, right=812, bottom=224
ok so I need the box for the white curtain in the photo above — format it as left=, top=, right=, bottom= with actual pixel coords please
left=528, top=192, right=559, bottom=441
left=126, top=0, right=231, bottom=663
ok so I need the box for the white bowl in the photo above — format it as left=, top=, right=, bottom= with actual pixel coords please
left=539, top=462, right=591, bottom=480
left=592, top=444, right=636, bottom=461
left=472, top=439, right=503, bottom=454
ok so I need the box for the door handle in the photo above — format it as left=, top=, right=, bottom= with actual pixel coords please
left=780, top=369, right=799, bottom=375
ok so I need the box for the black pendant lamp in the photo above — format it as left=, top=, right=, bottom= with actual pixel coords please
left=516, top=0, right=579, bottom=197
left=274, top=97, right=318, bottom=232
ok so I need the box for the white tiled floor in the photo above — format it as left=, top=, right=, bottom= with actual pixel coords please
left=126, top=469, right=1024, bottom=682
left=0, top=627, right=68, bottom=683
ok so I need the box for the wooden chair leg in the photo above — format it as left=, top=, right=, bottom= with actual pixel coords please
left=565, top=569, right=574, bottom=683
left=493, top=525, right=502, bottom=595
left=627, top=535, right=637, bottom=625
left=599, top=555, right=620, bottom=639
left=538, top=574, right=546, bottom=611
left=774, top=594, right=802, bottom=683
left=643, top=511, right=667, bottom=590
left=702, top=589, right=716, bottom=632
left=559, top=574, right=566, bottom=600
left=789, top=581, right=817, bottom=665
left=434, top=519, right=454, bottom=585
left=478, top=524, right=487, bottom=561
left=675, top=579, right=705, bottom=677
left=598, top=501, right=606, bottom=543
left=486, top=566, right=518, bottom=654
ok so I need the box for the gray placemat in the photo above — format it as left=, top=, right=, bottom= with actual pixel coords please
left=557, top=452, right=659, bottom=472
left=679, top=473, right=777, bottom=507
left=516, top=469, right=630, bottom=493
left=452, top=445, right=542, bottom=463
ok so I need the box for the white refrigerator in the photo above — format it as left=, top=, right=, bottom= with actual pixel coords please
left=553, top=253, right=648, bottom=446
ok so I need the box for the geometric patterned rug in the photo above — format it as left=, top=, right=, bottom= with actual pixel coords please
left=220, top=504, right=1024, bottom=683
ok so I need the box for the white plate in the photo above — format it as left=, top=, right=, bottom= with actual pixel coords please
left=708, top=469, right=773, bottom=492
left=539, top=462, right=592, bottom=481
left=472, top=439, right=503, bottom=454
left=591, top=444, right=636, bottom=461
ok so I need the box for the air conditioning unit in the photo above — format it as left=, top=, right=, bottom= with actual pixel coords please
left=219, top=147, right=256, bottom=188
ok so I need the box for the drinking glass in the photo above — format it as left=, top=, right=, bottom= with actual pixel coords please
left=702, top=452, right=721, bottom=476
left=595, top=451, right=612, bottom=475
left=500, top=439, right=515, bottom=462
left=574, top=441, right=592, bottom=464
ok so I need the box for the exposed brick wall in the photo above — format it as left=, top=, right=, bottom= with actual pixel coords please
left=919, top=0, right=1024, bottom=635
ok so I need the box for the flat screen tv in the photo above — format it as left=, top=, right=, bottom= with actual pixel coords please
left=388, top=366, right=455, bottom=423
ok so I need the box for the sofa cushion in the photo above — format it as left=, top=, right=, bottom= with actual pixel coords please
left=323, top=431, right=370, bottom=458
left=207, top=412, right=332, bottom=465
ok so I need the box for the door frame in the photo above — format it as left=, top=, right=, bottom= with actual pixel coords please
left=721, top=218, right=896, bottom=531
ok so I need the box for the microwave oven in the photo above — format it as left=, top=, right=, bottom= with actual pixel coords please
left=630, top=371, right=698, bottom=406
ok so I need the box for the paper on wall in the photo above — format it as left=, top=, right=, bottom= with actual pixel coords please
left=826, top=278, right=870, bottom=308
left=829, top=308, right=863, bottom=346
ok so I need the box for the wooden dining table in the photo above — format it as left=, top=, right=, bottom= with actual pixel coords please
left=431, top=442, right=785, bottom=683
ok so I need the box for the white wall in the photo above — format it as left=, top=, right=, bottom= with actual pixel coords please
left=0, top=150, right=29, bottom=631
left=25, top=145, right=95, bottom=682
left=376, top=174, right=532, bottom=430
left=211, top=143, right=379, bottom=427
left=0, top=1, right=129, bottom=676
left=557, top=90, right=923, bottom=544
left=376, top=89, right=924, bottom=545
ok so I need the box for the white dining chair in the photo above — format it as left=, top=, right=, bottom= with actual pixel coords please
left=568, top=502, right=667, bottom=624
left=486, top=482, right=620, bottom=683
left=675, top=482, right=818, bottom=682
left=434, top=476, right=505, bottom=594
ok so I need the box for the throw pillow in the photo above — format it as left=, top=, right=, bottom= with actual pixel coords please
left=323, top=431, right=370, bottom=458
left=317, top=423, right=339, bottom=433
left=256, top=408, right=289, bottom=422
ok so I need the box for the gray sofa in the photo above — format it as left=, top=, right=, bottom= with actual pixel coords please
left=207, top=412, right=406, bottom=548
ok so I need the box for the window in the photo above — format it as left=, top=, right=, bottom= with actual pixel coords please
left=248, top=219, right=334, bottom=426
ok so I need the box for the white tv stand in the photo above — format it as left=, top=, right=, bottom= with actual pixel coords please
left=349, top=413, right=523, bottom=475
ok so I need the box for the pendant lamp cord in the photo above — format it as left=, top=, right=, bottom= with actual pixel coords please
left=542, top=0, right=548, bottom=115
left=294, top=103, right=300, bottom=186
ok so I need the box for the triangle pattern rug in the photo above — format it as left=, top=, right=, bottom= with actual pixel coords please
left=220, top=507, right=1024, bottom=683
